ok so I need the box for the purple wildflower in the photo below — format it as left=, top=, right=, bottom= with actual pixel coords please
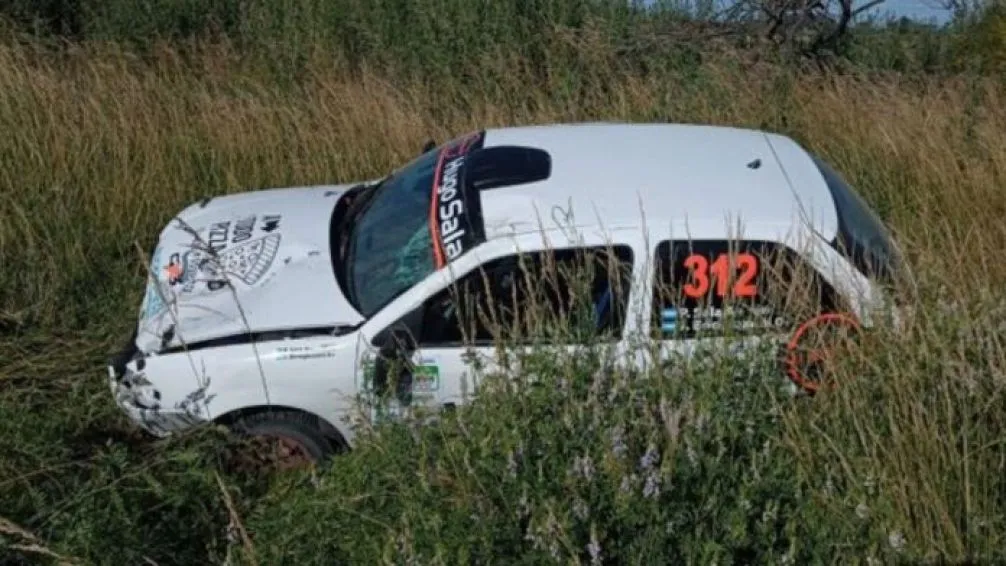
left=643, top=471, right=660, bottom=499
left=587, top=533, right=602, bottom=565
left=609, top=426, right=628, bottom=458
left=571, top=454, right=595, bottom=481
left=639, top=444, right=660, bottom=471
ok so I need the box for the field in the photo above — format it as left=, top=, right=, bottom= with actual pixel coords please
left=3, top=2, right=1006, bottom=564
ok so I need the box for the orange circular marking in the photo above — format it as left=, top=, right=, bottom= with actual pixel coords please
left=784, top=312, right=860, bottom=393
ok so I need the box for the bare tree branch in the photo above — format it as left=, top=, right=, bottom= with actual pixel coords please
left=724, top=0, right=892, bottom=57
left=923, top=0, right=963, bottom=10
left=852, top=0, right=888, bottom=17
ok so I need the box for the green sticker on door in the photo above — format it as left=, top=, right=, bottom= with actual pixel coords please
left=413, top=360, right=441, bottom=393
left=357, top=358, right=440, bottom=393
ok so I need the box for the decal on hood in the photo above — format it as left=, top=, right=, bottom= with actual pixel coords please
left=429, top=132, right=486, bottom=269
left=169, top=214, right=284, bottom=295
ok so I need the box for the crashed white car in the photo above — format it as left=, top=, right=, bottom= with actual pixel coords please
left=108, top=122, right=907, bottom=464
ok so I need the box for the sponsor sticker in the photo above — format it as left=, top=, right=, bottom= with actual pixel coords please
left=429, top=132, right=486, bottom=269
left=357, top=357, right=441, bottom=393
left=660, top=304, right=787, bottom=338
left=276, top=343, right=337, bottom=362
left=413, top=358, right=441, bottom=393
left=165, top=215, right=283, bottom=295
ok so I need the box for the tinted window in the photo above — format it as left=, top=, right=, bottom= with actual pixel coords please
left=465, top=146, right=552, bottom=191
left=812, top=156, right=904, bottom=286
left=651, top=239, right=843, bottom=340
left=404, top=245, right=634, bottom=347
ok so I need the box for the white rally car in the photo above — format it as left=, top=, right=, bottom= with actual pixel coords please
left=107, top=122, right=907, bottom=464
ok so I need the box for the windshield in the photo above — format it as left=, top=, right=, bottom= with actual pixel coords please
left=339, top=132, right=487, bottom=317
left=813, top=156, right=906, bottom=286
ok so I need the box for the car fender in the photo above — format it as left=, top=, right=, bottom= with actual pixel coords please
left=205, top=388, right=359, bottom=448
left=200, top=339, right=361, bottom=439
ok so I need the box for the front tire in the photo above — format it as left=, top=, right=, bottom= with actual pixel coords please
left=227, top=409, right=342, bottom=469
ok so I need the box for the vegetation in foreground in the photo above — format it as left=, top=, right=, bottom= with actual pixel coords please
left=3, top=2, right=1006, bottom=564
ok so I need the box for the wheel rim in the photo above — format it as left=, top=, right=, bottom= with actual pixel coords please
left=253, top=433, right=316, bottom=470
left=785, top=312, right=861, bottom=394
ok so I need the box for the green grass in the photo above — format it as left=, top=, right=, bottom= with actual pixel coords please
left=2, top=17, right=1006, bottom=564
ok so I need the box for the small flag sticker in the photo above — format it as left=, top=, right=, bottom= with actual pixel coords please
left=661, top=308, right=679, bottom=333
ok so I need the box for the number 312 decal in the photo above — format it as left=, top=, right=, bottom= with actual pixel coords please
left=682, top=252, right=759, bottom=299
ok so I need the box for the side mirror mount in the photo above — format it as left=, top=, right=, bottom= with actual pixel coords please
left=371, top=324, right=417, bottom=406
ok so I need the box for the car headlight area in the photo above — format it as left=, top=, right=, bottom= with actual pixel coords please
left=108, top=357, right=209, bottom=438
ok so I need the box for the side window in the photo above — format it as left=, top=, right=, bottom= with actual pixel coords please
left=410, top=245, right=634, bottom=347
left=651, top=239, right=844, bottom=340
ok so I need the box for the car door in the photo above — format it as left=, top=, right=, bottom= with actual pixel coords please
left=349, top=255, right=491, bottom=425
left=351, top=244, right=513, bottom=425
left=354, top=240, right=638, bottom=423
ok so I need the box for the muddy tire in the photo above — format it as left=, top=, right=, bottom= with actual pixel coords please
left=226, top=409, right=341, bottom=470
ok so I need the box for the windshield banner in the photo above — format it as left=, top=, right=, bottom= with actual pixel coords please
left=430, top=131, right=486, bottom=269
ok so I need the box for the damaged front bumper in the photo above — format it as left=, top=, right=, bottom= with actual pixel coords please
left=107, top=330, right=205, bottom=437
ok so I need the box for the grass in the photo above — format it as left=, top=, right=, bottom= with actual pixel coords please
left=2, top=28, right=1006, bottom=564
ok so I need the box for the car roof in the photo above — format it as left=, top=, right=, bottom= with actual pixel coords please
left=474, top=122, right=840, bottom=246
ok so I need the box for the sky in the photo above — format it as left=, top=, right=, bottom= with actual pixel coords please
left=862, top=0, right=953, bottom=23
left=662, top=0, right=958, bottom=25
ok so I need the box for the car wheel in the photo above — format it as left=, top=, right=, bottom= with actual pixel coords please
left=227, top=409, right=340, bottom=470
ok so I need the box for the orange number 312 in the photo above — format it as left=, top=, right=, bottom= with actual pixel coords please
left=682, top=252, right=759, bottom=299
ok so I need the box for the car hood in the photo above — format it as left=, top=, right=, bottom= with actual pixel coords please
left=135, top=183, right=369, bottom=354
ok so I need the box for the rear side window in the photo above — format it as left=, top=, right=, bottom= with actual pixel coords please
left=651, top=239, right=844, bottom=340
left=812, top=156, right=904, bottom=286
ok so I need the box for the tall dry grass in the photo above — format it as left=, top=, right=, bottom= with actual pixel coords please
left=1, top=35, right=1006, bottom=563
left=2, top=40, right=1005, bottom=332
